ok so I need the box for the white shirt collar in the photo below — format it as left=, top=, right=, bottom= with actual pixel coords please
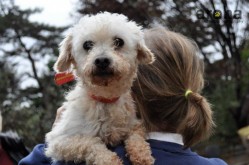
left=146, top=132, right=184, bottom=145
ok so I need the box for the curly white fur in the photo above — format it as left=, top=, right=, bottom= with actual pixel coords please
left=45, top=12, right=154, bottom=165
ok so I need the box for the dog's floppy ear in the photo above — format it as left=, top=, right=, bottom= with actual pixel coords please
left=53, top=34, right=74, bottom=72
left=137, top=40, right=155, bottom=64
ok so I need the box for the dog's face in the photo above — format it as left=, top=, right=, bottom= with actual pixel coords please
left=54, top=12, right=154, bottom=96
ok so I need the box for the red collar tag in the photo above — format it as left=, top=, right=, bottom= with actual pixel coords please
left=55, top=72, right=75, bottom=85
left=90, top=94, right=119, bottom=103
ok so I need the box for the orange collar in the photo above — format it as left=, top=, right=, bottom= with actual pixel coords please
left=89, top=94, right=119, bottom=103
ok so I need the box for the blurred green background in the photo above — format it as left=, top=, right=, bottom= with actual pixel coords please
left=0, top=0, right=249, bottom=164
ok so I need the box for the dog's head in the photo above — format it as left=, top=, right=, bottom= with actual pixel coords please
left=54, top=12, right=154, bottom=96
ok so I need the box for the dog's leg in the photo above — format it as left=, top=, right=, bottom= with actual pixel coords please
left=46, top=135, right=123, bottom=165
left=125, top=123, right=155, bottom=165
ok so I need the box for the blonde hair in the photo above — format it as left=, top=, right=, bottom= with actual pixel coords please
left=132, top=27, right=214, bottom=147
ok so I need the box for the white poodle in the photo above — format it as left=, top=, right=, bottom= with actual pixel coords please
left=45, top=12, right=155, bottom=165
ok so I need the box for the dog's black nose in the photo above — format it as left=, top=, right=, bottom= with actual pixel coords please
left=94, top=57, right=111, bottom=69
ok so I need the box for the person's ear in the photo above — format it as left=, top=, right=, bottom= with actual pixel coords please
left=53, top=34, right=75, bottom=72
left=137, top=40, right=155, bottom=64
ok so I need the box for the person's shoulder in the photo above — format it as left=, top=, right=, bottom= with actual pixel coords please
left=147, top=139, right=228, bottom=165
left=196, top=155, right=227, bottom=165
left=18, top=144, right=51, bottom=165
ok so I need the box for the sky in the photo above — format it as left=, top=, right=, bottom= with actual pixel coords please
left=15, top=0, right=76, bottom=26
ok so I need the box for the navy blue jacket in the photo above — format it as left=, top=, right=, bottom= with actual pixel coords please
left=19, top=140, right=227, bottom=165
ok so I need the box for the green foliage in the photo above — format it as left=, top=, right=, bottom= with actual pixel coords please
left=0, top=59, right=20, bottom=113
left=241, top=45, right=249, bottom=95
left=241, top=49, right=249, bottom=61
left=207, top=79, right=238, bottom=138
left=2, top=73, right=74, bottom=147
left=0, top=0, right=68, bottom=147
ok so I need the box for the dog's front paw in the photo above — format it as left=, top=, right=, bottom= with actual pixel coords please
left=128, top=152, right=154, bottom=165
left=104, top=154, right=123, bottom=165
left=125, top=134, right=154, bottom=165
left=87, top=150, right=123, bottom=165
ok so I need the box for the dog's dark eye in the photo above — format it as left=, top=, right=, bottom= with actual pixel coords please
left=113, top=38, right=124, bottom=48
left=83, top=41, right=94, bottom=51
